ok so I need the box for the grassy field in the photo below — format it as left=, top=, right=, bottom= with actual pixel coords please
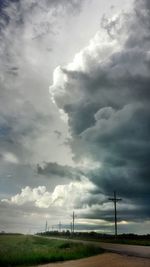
left=39, top=232, right=150, bottom=246
left=0, top=234, right=104, bottom=267
left=80, top=238, right=150, bottom=246
left=103, top=238, right=150, bottom=246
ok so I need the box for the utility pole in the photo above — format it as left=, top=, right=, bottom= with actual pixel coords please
left=70, top=222, right=72, bottom=233
left=59, top=221, right=62, bottom=232
left=109, top=191, right=122, bottom=238
left=45, top=220, right=48, bottom=232
left=72, top=211, right=77, bottom=234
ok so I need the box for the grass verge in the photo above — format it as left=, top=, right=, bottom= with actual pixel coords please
left=69, top=236, right=150, bottom=246
left=0, top=234, right=104, bottom=266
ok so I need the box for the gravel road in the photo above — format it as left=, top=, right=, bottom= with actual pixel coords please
left=92, top=241, right=150, bottom=258
left=36, top=253, right=150, bottom=267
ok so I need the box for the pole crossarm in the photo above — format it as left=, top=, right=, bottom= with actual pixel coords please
left=109, top=198, right=122, bottom=202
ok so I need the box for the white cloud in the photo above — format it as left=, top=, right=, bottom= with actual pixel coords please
left=51, top=176, right=97, bottom=207
left=2, top=177, right=97, bottom=209
left=3, top=152, right=19, bottom=164
left=76, top=158, right=102, bottom=171
left=67, top=31, right=119, bottom=72
left=49, top=30, right=120, bottom=108
left=2, top=186, right=51, bottom=208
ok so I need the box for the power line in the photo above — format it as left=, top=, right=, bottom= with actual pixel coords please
left=109, top=191, right=122, bottom=238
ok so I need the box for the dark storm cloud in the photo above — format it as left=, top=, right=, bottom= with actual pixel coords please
left=0, top=100, right=52, bottom=163
left=37, top=162, right=82, bottom=180
left=80, top=205, right=150, bottom=224
left=51, top=0, right=150, bottom=223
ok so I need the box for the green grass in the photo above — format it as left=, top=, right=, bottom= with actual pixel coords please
left=102, top=239, right=150, bottom=246
left=70, top=236, right=150, bottom=246
left=0, top=234, right=104, bottom=266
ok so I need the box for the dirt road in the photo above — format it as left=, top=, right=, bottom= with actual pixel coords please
left=36, top=253, right=150, bottom=267
left=94, top=241, right=150, bottom=258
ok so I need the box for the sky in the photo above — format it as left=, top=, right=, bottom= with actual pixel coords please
left=0, top=0, right=150, bottom=235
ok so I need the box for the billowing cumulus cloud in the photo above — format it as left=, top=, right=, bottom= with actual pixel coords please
left=1, top=177, right=102, bottom=232
left=50, top=0, right=150, bottom=225
left=3, top=177, right=97, bottom=208
left=3, top=186, right=51, bottom=208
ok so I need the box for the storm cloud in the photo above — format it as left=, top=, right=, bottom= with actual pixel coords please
left=50, top=0, right=150, bottom=223
left=1, top=0, right=149, bottom=234
left=37, top=161, right=82, bottom=180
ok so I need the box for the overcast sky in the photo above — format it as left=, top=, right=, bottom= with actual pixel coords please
left=0, top=0, right=150, bottom=235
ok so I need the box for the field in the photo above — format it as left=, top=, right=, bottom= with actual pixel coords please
left=39, top=232, right=150, bottom=246
left=0, top=234, right=103, bottom=267
left=102, top=238, right=150, bottom=246
left=72, top=237, right=150, bottom=246
left=70, top=237, right=150, bottom=246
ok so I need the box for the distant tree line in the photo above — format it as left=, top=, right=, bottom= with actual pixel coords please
left=36, top=230, right=150, bottom=240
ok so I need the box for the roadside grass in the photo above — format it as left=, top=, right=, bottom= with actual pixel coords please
left=104, top=239, right=150, bottom=246
left=39, top=232, right=150, bottom=246
left=0, top=234, right=104, bottom=266
left=70, top=236, right=150, bottom=246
